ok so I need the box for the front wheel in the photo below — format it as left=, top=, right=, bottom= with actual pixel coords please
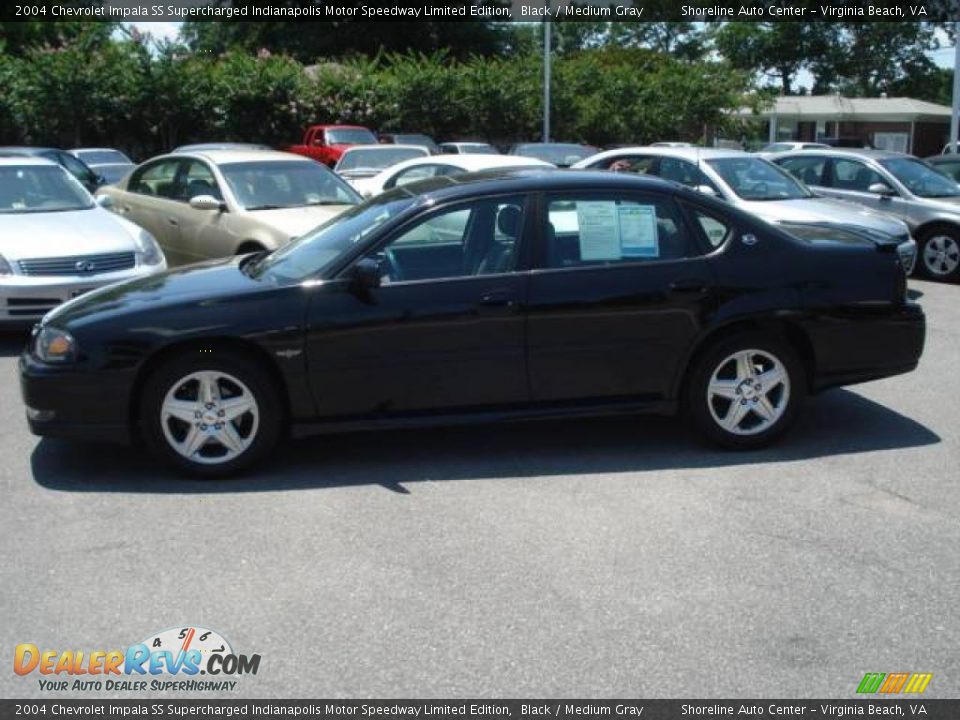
left=685, top=334, right=805, bottom=449
left=140, top=352, right=283, bottom=477
left=917, top=227, right=960, bottom=282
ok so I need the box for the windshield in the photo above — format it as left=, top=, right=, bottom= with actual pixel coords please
left=220, top=160, right=362, bottom=210
left=459, top=144, right=497, bottom=155
left=513, top=144, right=593, bottom=166
left=251, top=190, right=416, bottom=283
left=879, top=158, right=960, bottom=198
left=0, top=165, right=93, bottom=214
left=325, top=128, right=377, bottom=145
left=336, top=147, right=426, bottom=172
left=706, top=157, right=812, bottom=201
left=76, top=149, right=130, bottom=165
left=930, top=160, right=960, bottom=183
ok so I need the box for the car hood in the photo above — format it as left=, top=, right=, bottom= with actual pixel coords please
left=244, top=204, right=353, bottom=238
left=44, top=256, right=261, bottom=328
left=914, top=196, right=960, bottom=213
left=0, top=206, right=139, bottom=261
left=739, top=197, right=908, bottom=236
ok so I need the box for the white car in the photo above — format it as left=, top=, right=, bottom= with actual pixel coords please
left=0, top=157, right=166, bottom=324
left=334, top=145, right=431, bottom=194
left=573, top=146, right=917, bottom=273
left=357, top=153, right=555, bottom=198
left=758, top=141, right=831, bottom=154
left=438, top=142, right=499, bottom=155
left=97, top=150, right=362, bottom=266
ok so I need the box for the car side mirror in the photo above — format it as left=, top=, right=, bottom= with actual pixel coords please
left=695, top=185, right=719, bottom=197
left=95, top=194, right=114, bottom=209
left=351, top=257, right=382, bottom=290
left=189, top=195, right=225, bottom=211
left=868, top=182, right=895, bottom=196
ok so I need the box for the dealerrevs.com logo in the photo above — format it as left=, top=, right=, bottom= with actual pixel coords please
left=14, top=626, right=261, bottom=692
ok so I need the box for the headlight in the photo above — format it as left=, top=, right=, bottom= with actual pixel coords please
left=0, top=253, right=13, bottom=276
left=34, top=326, right=78, bottom=363
left=134, top=229, right=165, bottom=266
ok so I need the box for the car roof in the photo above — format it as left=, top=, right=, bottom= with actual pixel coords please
left=0, top=146, right=58, bottom=155
left=164, top=149, right=317, bottom=165
left=0, top=155, right=58, bottom=167
left=777, top=147, right=909, bottom=160
left=340, top=144, right=427, bottom=155
left=377, top=154, right=552, bottom=176
left=391, top=167, right=701, bottom=205
left=928, top=153, right=960, bottom=162
left=70, top=147, right=123, bottom=153
left=582, top=146, right=750, bottom=163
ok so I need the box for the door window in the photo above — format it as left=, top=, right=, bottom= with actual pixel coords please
left=830, top=159, right=886, bottom=191
left=654, top=158, right=719, bottom=193
left=56, top=152, right=97, bottom=186
left=542, top=195, right=697, bottom=269
left=370, top=195, right=526, bottom=282
left=129, top=160, right=182, bottom=199
left=778, top=156, right=828, bottom=186
left=590, top=155, right=657, bottom=174
left=180, top=160, right=223, bottom=201
left=691, top=208, right=733, bottom=248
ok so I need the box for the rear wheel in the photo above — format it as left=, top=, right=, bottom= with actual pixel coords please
left=140, top=352, right=283, bottom=477
left=917, top=227, right=960, bottom=282
left=686, top=333, right=805, bottom=449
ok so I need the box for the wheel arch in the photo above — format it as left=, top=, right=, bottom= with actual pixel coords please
left=128, top=337, right=290, bottom=437
left=672, top=317, right=816, bottom=402
left=913, top=219, right=960, bottom=242
left=236, top=239, right=269, bottom=255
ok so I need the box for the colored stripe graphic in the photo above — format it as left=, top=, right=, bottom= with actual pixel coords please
left=857, top=672, right=932, bottom=694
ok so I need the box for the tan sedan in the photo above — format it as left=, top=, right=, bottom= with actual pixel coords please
left=96, top=150, right=361, bottom=266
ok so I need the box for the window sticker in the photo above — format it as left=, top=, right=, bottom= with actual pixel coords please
left=576, top=201, right=621, bottom=260
left=618, top=204, right=659, bottom=257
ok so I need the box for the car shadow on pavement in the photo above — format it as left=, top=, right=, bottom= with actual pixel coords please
left=30, top=387, right=940, bottom=494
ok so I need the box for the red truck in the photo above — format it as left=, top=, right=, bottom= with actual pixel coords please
left=285, top=124, right=378, bottom=167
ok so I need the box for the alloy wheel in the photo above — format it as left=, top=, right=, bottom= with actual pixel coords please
left=160, top=370, right=260, bottom=465
left=706, top=349, right=791, bottom=436
left=922, top=234, right=960, bottom=277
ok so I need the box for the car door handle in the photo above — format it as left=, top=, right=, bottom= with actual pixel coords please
left=167, top=217, right=179, bottom=226
left=669, top=279, right=708, bottom=295
left=478, top=291, right=517, bottom=308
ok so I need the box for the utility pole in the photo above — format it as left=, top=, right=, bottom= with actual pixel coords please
left=543, top=8, right=551, bottom=143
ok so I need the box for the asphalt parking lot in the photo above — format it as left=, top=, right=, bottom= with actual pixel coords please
left=1, top=278, right=958, bottom=700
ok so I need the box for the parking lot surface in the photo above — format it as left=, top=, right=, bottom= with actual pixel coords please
left=1, top=279, right=958, bottom=699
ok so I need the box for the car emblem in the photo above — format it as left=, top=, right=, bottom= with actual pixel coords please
left=75, top=260, right=96, bottom=273
left=741, top=234, right=758, bottom=246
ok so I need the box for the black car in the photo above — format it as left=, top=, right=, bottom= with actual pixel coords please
left=20, top=169, right=925, bottom=476
left=0, top=146, right=104, bottom=192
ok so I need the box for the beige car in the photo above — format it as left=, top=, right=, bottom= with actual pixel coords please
left=96, top=150, right=362, bottom=266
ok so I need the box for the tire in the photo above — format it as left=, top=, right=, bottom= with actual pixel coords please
left=140, top=351, right=283, bottom=478
left=916, top=227, right=960, bottom=282
left=685, top=332, right=805, bottom=450
left=236, top=242, right=266, bottom=256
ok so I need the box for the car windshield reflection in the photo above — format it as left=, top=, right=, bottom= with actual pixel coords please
left=0, top=165, right=94, bottom=214
left=220, top=160, right=362, bottom=210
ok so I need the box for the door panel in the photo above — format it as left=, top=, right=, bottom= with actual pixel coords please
left=528, top=193, right=716, bottom=402
left=305, top=194, right=532, bottom=418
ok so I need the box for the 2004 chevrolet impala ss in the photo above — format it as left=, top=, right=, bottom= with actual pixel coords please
left=20, top=170, right=925, bottom=476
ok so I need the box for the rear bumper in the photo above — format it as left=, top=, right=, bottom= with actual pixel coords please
left=19, top=352, right=133, bottom=444
left=805, top=302, right=925, bottom=392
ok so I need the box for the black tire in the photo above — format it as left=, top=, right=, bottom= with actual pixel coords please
left=236, top=242, right=266, bottom=256
left=916, top=226, right=960, bottom=282
left=139, top=350, right=283, bottom=478
left=684, top=332, right=805, bottom=450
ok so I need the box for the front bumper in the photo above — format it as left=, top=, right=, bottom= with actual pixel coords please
left=1, top=265, right=163, bottom=324
left=19, top=351, right=134, bottom=444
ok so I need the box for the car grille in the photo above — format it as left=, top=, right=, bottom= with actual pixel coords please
left=17, top=252, right=135, bottom=277
left=5, top=298, right=61, bottom=317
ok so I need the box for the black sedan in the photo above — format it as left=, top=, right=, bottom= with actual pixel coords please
left=20, top=170, right=925, bottom=476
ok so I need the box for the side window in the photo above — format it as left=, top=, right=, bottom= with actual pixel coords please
left=370, top=195, right=526, bottom=282
left=57, top=152, right=95, bottom=185
left=778, top=156, right=827, bottom=186
left=385, top=164, right=445, bottom=190
left=691, top=208, right=733, bottom=249
left=180, top=160, right=222, bottom=201
left=543, top=195, right=695, bottom=270
left=654, top=158, right=720, bottom=193
left=592, top=155, right=656, bottom=174
left=830, top=159, right=885, bottom=191
left=129, top=160, right=181, bottom=199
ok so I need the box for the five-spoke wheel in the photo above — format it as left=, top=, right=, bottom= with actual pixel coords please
left=141, top=352, right=282, bottom=477
left=687, top=334, right=803, bottom=448
left=918, top=230, right=960, bottom=282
